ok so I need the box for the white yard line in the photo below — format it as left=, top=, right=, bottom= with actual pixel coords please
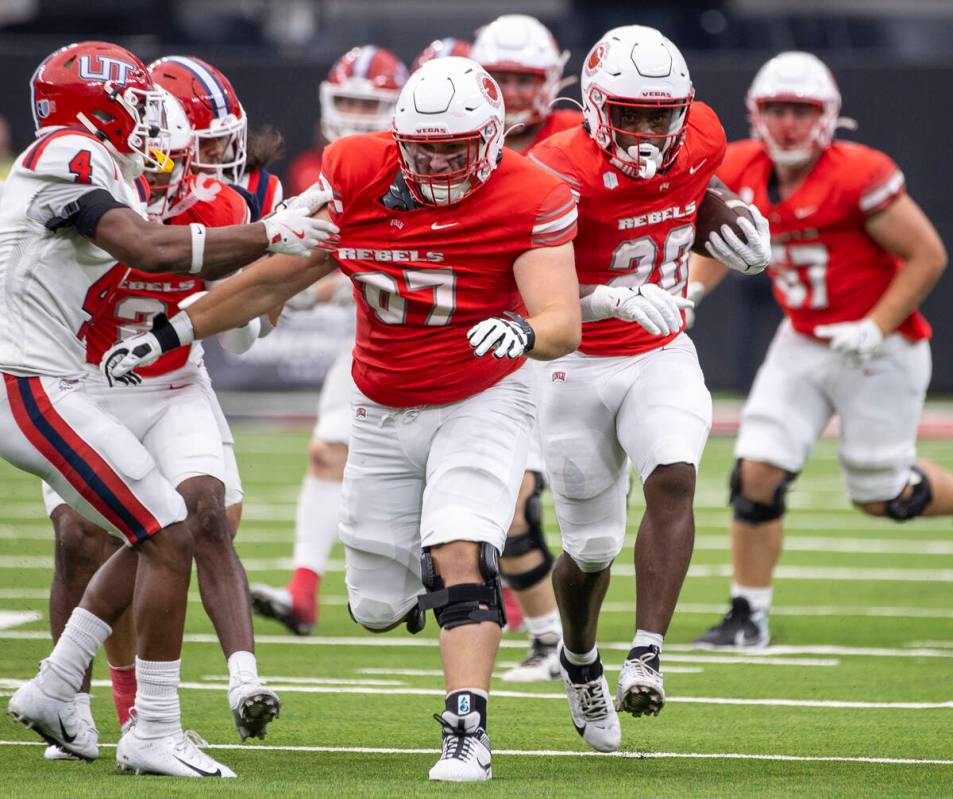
left=0, top=738, right=949, bottom=766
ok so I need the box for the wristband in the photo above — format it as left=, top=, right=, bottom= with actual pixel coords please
left=151, top=311, right=196, bottom=353
left=189, top=223, right=206, bottom=274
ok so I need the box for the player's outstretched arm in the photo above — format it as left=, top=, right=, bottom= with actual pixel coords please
left=513, top=241, right=582, bottom=360
left=90, top=202, right=337, bottom=280
left=862, top=194, right=947, bottom=334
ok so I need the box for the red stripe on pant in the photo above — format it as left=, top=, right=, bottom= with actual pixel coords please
left=4, top=374, right=163, bottom=543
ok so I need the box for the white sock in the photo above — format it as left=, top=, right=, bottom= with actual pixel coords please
left=732, top=582, right=773, bottom=613
left=563, top=646, right=598, bottom=666
left=524, top=608, right=562, bottom=644
left=633, top=630, right=664, bottom=651
left=38, top=608, right=111, bottom=701
left=134, top=658, right=181, bottom=739
left=227, top=650, right=259, bottom=687
left=292, top=476, right=342, bottom=575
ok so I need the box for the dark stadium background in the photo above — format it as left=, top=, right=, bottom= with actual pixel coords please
left=1, top=0, right=950, bottom=391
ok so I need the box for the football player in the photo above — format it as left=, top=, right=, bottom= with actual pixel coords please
left=528, top=25, right=770, bottom=751
left=688, top=52, right=951, bottom=649
left=101, top=56, right=582, bottom=782
left=1, top=41, right=334, bottom=777
left=250, top=45, right=408, bottom=637
left=471, top=13, right=582, bottom=680
left=38, top=85, right=279, bottom=763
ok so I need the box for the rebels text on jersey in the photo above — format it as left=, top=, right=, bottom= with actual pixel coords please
left=718, top=139, right=929, bottom=341
left=529, top=102, right=726, bottom=356
left=320, top=131, right=577, bottom=408
left=0, top=128, right=146, bottom=378
left=81, top=173, right=251, bottom=378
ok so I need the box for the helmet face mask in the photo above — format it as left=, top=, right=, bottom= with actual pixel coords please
left=747, top=51, right=841, bottom=168
left=320, top=46, right=408, bottom=142
left=392, top=57, right=505, bottom=207
left=145, top=89, right=193, bottom=220
left=581, top=26, right=694, bottom=179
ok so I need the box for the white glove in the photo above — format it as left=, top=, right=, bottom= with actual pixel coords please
left=279, top=184, right=333, bottom=216
left=704, top=204, right=771, bottom=275
left=468, top=312, right=535, bottom=358
left=683, top=281, right=707, bottom=330
left=217, top=317, right=261, bottom=354
left=814, top=318, right=884, bottom=363
left=100, top=312, right=195, bottom=386
left=263, top=206, right=339, bottom=257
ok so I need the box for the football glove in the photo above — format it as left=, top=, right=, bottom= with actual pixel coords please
left=100, top=312, right=195, bottom=386
left=584, top=283, right=693, bottom=335
left=705, top=205, right=771, bottom=275
left=263, top=206, right=339, bottom=257
left=468, top=311, right=536, bottom=359
left=276, top=183, right=333, bottom=216
left=814, top=318, right=884, bottom=363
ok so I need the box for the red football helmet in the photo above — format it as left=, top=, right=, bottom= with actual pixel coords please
left=148, top=55, right=247, bottom=181
left=30, top=41, right=169, bottom=175
left=320, top=46, right=408, bottom=142
left=411, top=38, right=472, bottom=72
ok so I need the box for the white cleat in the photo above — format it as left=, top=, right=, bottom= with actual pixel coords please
left=429, top=710, right=492, bottom=782
left=8, top=677, right=99, bottom=761
left=44, top=745, right=83, bottom=761
left=501, top=638, right=561, bottom=683
left=615, top=645, right=665, bottom=717
left=558, top=645, right=621, bottom=753
left=228, top=679, right=281, bottom=741
left=116, top=728, right=236, bottom=778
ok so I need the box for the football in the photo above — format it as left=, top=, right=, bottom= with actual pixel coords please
left=692, top=180, right=757, bottom=255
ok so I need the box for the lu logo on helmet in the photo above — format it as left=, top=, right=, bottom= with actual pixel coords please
left=78, top=55, right=136, bottom=86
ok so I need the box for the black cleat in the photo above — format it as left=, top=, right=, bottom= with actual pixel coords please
left=693, top=597, right=769, bottom=649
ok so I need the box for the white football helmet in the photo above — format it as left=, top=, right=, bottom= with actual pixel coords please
left=392, top=56, right=504, bottom=206
left=147, top=89, right=193, bottom=219
left=747, top=51, right=841, bottom=167
left=581, top=25, right=693, bottom=179
left=471, top=14, right=569, bottom=129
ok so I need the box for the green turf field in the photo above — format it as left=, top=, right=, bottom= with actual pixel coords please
left=1, top=428, right=951, bottom=797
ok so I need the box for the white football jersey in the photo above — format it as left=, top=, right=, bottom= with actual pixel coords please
left=0, top=127, right=147, bottom=379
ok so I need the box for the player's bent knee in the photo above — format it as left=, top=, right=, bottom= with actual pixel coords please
left=730, top=460, right=797, bottom=524
left=309, top=440, right=347, bottom=480
left=502, top=476, right=553, bottom=590
left=52, top=509, right=114, bottom=580
left=883, top=466, right=932, bottom=522
left=418, top=542, right=505, bottom=629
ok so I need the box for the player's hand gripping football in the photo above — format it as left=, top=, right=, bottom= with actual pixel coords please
left=263, top=202, right=339, bottom=258
left=468, top=312, right=536, bottom=358
left=814, top=318, right=884, bottom=363
left=100, top=312, right=195, bottom=386
left=705, top=204, right=771, bottom=275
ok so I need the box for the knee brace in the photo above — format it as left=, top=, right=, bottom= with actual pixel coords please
left=885, top=466, right=932, bottom=521
left=729, top=460, right=797, bottom=524
left=417, top=542, right=506, bottom=630
left=501, top=473, right=554, bottom=590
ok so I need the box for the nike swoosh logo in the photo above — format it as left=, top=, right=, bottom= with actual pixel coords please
left=168, top=384, right=190, bottom=391
left=477, top=757, right=492, bottom=773
left=689, top=158, right=707, bottom=175
left=431, top=221, right=459, bottom=230
left=794, top=207, right=816, bottom=218
left=173, top=755, right=222, bottom=777
left=58, top=715, right=76, bottom=744
left=293, top=230, right=305, bottom=239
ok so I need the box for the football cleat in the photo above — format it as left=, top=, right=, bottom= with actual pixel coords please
left=44, top=745, right=83, bottom=761
left=250, top=583, right=315, bottom=636
left=8, top=678, right=98, bottom=761
left=693, top=597, right=770, bottom=649
left=615, top=644, right=665, bottom=717
left=117, top=728, right=236, bottom=777
left=429, top=711, right=493, bottom=782
left=501, top=637, right=561, bottom=682
left=558, top=645, right=621, bottom=753
left=228, top=679, right=281, bottom=741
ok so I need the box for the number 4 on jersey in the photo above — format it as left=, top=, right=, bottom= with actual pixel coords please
left=68, top=150, right=93, bottom=184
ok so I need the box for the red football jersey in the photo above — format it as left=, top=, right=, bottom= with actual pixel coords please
left=241, top=168, right=283, bottom=217
left=530, top=102, right=726, bottom=356
left=320, top=131, right=577, bottom=408
left=717, top=139, right=929, bottom=341
left=82, top=173, right=251, bottom=376
left=532, top=109, right=583, bottom=147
